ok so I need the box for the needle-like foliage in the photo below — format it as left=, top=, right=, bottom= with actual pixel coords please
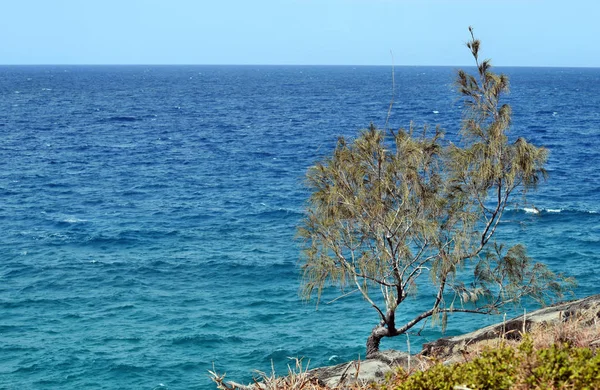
left=299, top=28, right=574, bottom=358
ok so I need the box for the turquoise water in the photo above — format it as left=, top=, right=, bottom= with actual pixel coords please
left=0, top=66, right=598, bottom=389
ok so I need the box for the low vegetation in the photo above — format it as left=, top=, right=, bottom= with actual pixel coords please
left=382, top=341, right=599, bottom=390
left=381, top=318, right=600, bottom=390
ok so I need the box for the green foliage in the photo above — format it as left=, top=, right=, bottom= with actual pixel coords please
left=299, top=27, right=573, bottom=354
left=527, top=344, right=600, bottom=389
left=387, top=348, right=517, bottom=390
left=379, top=343, right=599, bottom=390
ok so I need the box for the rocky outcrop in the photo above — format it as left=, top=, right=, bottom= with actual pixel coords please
left=308, top=350, right=426, bottom=388
left=308, top=294, right=600, bottom=387
left=421, top=294, right=600, bottom=362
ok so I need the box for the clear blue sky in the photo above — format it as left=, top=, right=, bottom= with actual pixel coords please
left=2, top=0, right=598, bottom=66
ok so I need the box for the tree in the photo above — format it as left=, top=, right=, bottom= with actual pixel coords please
left=298, top=28, right=574, bottom=358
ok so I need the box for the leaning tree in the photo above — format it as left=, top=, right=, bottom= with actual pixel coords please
left=299, top=28, right=573, bottom=358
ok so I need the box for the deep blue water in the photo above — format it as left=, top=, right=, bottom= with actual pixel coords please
left=0, top=65, right=598, bottom=389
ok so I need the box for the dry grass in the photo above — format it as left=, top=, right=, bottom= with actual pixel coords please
left=459, top=310, right=600, bottom=363
left=210, top=358, right=329, bottom=390
left=209, top=357, right=376, bottom=390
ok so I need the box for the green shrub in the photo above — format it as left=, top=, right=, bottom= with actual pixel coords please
left=379, top=342, right=599, bottom=390
left=527, top=344, right=600, bottom=389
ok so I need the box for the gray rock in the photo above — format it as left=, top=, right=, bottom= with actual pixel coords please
left=308, top=350, right=425, bottom=388
left=421, top=294, right=600, bottom=361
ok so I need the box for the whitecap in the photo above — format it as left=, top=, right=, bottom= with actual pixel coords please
left=63, top=217, right=87, bottom=223
left=546, top=209, right=562, bottom=213
left=432, top=110, right=439, bottom=114
left=523, top=207, right=540, bottom=214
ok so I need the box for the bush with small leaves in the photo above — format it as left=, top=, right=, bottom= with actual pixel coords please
left=377, top=341, right=599, bottom=390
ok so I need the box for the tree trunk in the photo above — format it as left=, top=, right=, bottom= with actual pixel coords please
left=366, top=325, right=389, bottom=358
left=366, top=333, right=382, bottom=358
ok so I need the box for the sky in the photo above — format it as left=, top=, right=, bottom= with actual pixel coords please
left=1, top=0, right=598, bottom=67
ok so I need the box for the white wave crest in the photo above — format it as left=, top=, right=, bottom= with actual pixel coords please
left=63, top=217, right=87, bottom=223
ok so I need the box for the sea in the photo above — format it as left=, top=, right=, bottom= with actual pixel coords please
left=0, top=65, right=598, bottom=389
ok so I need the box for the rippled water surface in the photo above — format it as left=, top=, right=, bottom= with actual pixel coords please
left=0, top=66, right=599, bottom=389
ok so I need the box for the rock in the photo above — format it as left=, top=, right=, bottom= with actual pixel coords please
left=308, top=350, right=425, bottom=387
left=421, top=294, right=600, bottom=361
